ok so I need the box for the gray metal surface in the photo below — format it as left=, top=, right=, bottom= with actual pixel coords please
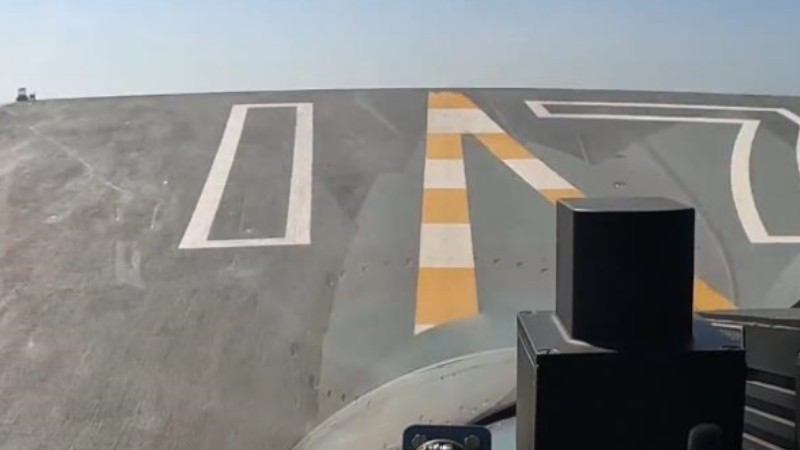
left=0, top=89, right=799, bottom=449
left=488, top=417, right=516, bottom=450
left=293, top=349, right=514, bottom=450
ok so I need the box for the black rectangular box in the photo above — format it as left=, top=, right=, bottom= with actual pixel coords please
left=556, top=198, right=695, bottom=349
left=517, top=311, right=746, bottom=450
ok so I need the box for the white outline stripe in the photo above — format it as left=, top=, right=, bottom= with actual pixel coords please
left=730, top=121, right=768, bottom=242
left=419, top=224, right=475, bottom=268
left=179, top=105, right=247, bottom=248
left=527, top=100, right=800, bottom=244
left=423, top=159, right=467, bottom=189
left=427, top=109, right=503, bottom=134
left=285, top=104, right=314, bottom=244
left=534, top=112, right=747, bottom=125
left=526, top=101, right=551, bottom=118
left=533, top=101, right=800, bottom=124
left=503, top=159, right=576, bottom=190
left=179, top=103, right=314, bottom=249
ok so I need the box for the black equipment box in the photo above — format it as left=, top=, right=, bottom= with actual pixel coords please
left=517, top=198, right=746, bottom=450
left=517, top=312, right=746, bottom=450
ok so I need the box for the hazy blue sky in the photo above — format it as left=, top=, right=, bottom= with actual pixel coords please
left=2, top=0, right=799, bottom=99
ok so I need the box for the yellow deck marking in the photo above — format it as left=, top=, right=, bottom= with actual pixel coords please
left=426, top=134, right=463, bottom=159
left=415, top=268, right=479, bottom=326
left=694, top=278, right=736, bottom=310
left=475, top=133, right=534, bottom=159
left=416, top=98, right=477, bottom=333
left=415, top=91, right=737, bottom=335
left=540, top=188, right=585, bottom=204
left=429, top=92, right=479, bottom=109
left=421, top=189, right=471, bottom=224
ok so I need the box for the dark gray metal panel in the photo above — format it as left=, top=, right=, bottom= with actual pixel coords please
left=746, top=381, right=796, bottom=418
left=704, top=310, right=800, bottom=328
left=745, top=326, right=800, bottom=378
left=743, top=432, right=788, bottom=450
left=519, top=311, right=738, bottom=354
left=744, top=407, right=795, bottom=449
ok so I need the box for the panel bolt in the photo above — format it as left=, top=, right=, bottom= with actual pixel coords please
left=464, top=435, right=480, bottom=450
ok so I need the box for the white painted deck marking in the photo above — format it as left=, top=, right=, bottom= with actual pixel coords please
left=418, top=224, right=475, bottom=268
left=427, top=109, right=504, bottom=134
left=414, top=324, right=436, bottom=334
left=423, top=159, right=468, bottom=189
left=504, top=159, right=577, bottom=190
left=179, top=103, right=314, bottom=249
left=730, top=121, right=766, bottom=242
left=527, top=100, right=800, bottom=244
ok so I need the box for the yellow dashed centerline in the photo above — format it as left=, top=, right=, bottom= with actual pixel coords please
left=540, top=188, right=585, bottom=204
left=415, top=268, right=478, bottom=331
left=415, top=97, right=478, bottom=333
left=422, top=190, right=470, bottom=223
left=428, top=92, right=480, bottom=109
left=426, top=134, right=463, bottom=159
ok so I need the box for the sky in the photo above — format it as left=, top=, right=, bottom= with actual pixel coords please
left=1, top=0, right=799, bottom=99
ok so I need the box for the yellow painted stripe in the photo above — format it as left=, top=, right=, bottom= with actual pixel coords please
left=475, top=133, right=534, bottom=159
left=540, top=188, right=585, bottom=204
left=694, top=278, right=735, bottom=311
left=415, top=267, right=478, bottom=327
left=428, top=91, right=478, bottom=109
left=422, top=189, right=470, bottom=223
left=426, top=134, right=463, bottom=159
